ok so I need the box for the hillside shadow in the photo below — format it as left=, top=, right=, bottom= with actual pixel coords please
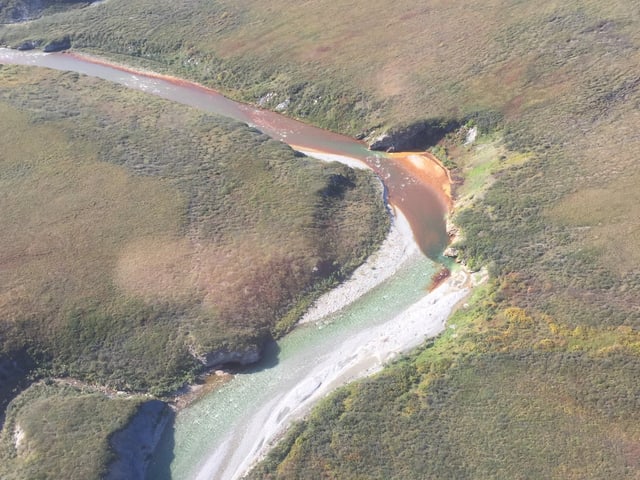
left=145, top=412, right=176, bottom=480
left=143, top=338, right=280, bottom=479
left=243, top=338, right=281, bottom=373
left=0, top=350, right=36, bottom=427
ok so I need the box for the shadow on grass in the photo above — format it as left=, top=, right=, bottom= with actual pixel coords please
left=145, top=409, right=176, bottom=480
left=0, top=350, right=36, bottom=427
left=143, top=339, right=280, bottom=479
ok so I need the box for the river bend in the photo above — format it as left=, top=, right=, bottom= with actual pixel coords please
left=0, top=48, right=469, bottom=480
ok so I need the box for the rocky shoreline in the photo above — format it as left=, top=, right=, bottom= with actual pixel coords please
left=200, top=254, right=481, bottom=480
left=0, top=48, right=472, bottom=480
left=299, top=208, right=418, bottom=324
left=192, top=142, right=480, bottom=479
left=106, top=400, right=173, bottom=480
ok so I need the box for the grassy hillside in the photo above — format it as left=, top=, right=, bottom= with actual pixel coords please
left=251, top=276, right=640, bottom=479
left=0, top=64, right=387, bottom=405
left=1, top=0, right=640, bottom=478
left=0, top=63, right=388, bottom=477
left=0, top=383, right=145, bottom=480
left=209, top=1, right=639, bottom=476
left=251, top=124, right=640, bottom=477
left=1, top=1, right=638, bottom=135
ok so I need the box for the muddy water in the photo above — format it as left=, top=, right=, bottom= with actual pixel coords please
left=0, top=48, right=449, bottom=257
left=0, top=48, right=455, bottom=479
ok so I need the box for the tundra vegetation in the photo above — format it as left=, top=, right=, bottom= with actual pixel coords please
left=0, top=382, right=145, bottom=480
left=0, top=66, right=387, bottom=476
left=1, top=0, right=640, bottom=478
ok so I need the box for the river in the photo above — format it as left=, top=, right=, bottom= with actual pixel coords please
left=0, top=48, right=450, bottom=257
left=0, top=48, right=469, bottom=480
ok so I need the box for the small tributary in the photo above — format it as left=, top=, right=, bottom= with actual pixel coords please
left=0, top=48, right=449, bottom=257
left=0, top=48, right=461, bottom=480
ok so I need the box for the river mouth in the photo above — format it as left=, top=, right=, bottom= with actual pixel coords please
left=0, top=48, right=451, bottom=259
left=0, top=48, right=460, bottom=479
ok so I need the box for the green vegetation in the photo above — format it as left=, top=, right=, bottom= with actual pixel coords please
left=2, top=0, right=637, bottom=139
left=0, top=0, right=89, bottom=24
left=235, top=2, right=637, bottom=475
left=0, top=383, right=144, bottom=480
left=2, top=0, right=640, bottom=478
left=252, top=115, right=640, bottom=476
left=250, top=284, right=640, bottom=479
left=0, top=64, right=387, bottom=407
left=251, top=349, right=640, bottom=479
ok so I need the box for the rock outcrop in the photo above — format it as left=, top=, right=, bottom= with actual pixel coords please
left=16, top=40, right=42, bottom=51
left=43, top=36, right=71, bottom=52
left=106, top=400, right=173, bottom=480
left=443, top=246, right=459, bottom=259
left=368, top=118, right=460, bottom=152
left=196, top=345, right=262, bottom=368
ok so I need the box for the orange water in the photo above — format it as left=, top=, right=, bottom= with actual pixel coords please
left=0, top=48, right=450, bottom=258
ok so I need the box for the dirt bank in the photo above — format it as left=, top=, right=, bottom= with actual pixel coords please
left=195, top=260, right=480, bottom=480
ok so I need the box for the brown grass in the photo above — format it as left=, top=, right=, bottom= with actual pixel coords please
left=550, top=173, right=640, bottom=275
left=1, top=1, right=639, bottom=477
left=0, top=103, right=185, bottom=326
left=0, top=65, right=388, bottom=395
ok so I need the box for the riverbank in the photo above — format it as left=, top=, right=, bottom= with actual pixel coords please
left=291, top=145, right=371, bottom=170
left=162, top=115, right=468, bottom=479
left=205, top=162, right=478, bottom=478
left=199, top=258, right=479, bottom=480
left=299, top=207, right=418, bottom=325
left=0, top=49, right=468, bottom=480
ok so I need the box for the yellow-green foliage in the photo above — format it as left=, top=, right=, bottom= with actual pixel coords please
left=251, top=288, right=640, bottom=480
left=2, top=0, right=640, bottom=478
left=447, top=135, right=531, bottom=202
left=261, top=353, right=640, bottom=480
left=0, top=384, right=143, bottom=480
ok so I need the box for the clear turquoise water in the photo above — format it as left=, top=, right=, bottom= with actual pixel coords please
left=0, top=49, right=445, bottom=479
left=148, top=252, right=436, bottom=479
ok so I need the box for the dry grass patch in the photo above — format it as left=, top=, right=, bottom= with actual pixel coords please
left=0, top=66, right=388, bottom=397
left=550, top=173, right=640, bottom=275
left=0, top=102, right=185, bottom=327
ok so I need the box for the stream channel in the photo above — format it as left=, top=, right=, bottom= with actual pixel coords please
left=0, top=49, right=463, bottom=480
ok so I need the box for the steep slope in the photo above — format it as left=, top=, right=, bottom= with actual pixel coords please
left=1, top=1, right=639, bottom=478
left=0, top=63, right=388, bottom=477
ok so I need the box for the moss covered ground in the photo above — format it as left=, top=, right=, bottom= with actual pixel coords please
left=1, top=0, right=639, bottom=478
left=0, top=64, right=387, bottom=476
